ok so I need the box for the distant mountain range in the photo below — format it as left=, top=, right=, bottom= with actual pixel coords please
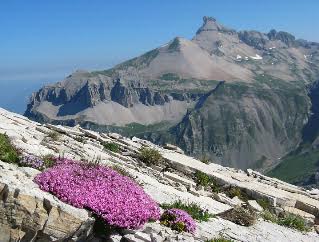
left=24, top=16, right=319, bottom=187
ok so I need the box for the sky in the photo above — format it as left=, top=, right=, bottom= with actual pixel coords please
left=1, top=0, right=319, bottom=82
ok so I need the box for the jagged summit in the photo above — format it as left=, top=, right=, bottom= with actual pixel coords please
left=196, top=16, right=236, bottom=35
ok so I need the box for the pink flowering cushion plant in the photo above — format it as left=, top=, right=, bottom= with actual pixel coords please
left=160, top=208, right=196, bottom=233
left=34, top=159, right=160, bottom=229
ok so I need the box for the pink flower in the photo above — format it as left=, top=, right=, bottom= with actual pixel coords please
left=34, top=159, right=160, bottom=229
left=161, top=208, right=196, bottom=233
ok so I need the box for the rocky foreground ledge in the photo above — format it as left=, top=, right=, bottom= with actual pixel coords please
left=0, top=107, right=319, bottom=242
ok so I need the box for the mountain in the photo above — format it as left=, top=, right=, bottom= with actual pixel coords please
left=25, top=17, right=319, bottom=183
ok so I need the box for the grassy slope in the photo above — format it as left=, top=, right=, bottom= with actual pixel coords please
left=267, top=147, right=319, bottom=184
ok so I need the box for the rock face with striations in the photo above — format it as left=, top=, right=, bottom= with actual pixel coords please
left=25, top=16, right=319, bottom=178
left=0, top=162, right=94, bottom=241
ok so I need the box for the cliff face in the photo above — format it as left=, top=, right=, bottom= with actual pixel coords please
left=25, top=16, right=319, bottom=172
left=171, top=81, right=309, bottom=169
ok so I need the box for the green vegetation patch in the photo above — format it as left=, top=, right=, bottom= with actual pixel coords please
left=267, top=148, right=319, bottom=184
left=0, top=133, right=19, bottom=163
left=102, top=142, right=120, bottom=153
left=139, top=147, right=163, bottom=166
left=257, top=198, right=271, bottom=210
left=277, top=213, right=310, bottom=232
left=200, top=157, right=211, bottom=164
left=225, top=186, right=250, bottom=202
left=161, top=200, right=213, bottom=222
left=47, top=131, right=61, bottom=141
left=261, top=210, right=310, bottom=232
left=42, top=154, right=56, bottom=169
left=194, top=170, right=214, bottom=187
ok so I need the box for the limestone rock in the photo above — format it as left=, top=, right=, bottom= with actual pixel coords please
left=1, top=108, right=319, bottom=241
left=248, top=200, right=264, bottom=212
left=0, top=161, right=94, bottom=242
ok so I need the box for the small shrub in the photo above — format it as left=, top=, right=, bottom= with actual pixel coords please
left=278, top=213, right=310, bottom=232
left=74, top=136, right=86, bottom=144
left=102, top=142, right=120, bottom=153
left=200, top=157, right=210, bottom=164
left=227, top=187, right=241, bottom=198
left=42, top=154, right=56, bottom=168
left=194, top=171, right=214, bottom=187
left=210, top=182, right=221, bottom=193
left=0, top=133, right=19, bottom=163
left=139, top=147, right=163, bottom=166
left=160, top=208, right=196, bottom=233
left=219, top=206, right=257, bottom=226
left=257, top=198, right=271, bottom=210
left=206, top=238, right=234, bottom=242
left=261, top=210, right=310, bottom=232
left=261, top=209, right=278, bottom=223
left=161, top=200, right=213, bottom=222
left=225, top=186, right=249, bottom=202
left=34, top=159, right=160, bottom=229
left=47, top=131, right=61, bottom=141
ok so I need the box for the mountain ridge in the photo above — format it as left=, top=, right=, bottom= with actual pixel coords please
left=25, top=16, right=319, bottom=182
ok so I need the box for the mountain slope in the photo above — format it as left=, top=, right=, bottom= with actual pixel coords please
left=171, top=80, right=309, bottom=169
left=25, top=16, right=319, bottom=175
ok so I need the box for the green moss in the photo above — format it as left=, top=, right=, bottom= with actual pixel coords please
left=0, top=133, right=19, bottom=163
left=138, top=147, right=163, bottom=166
left=102, top=142, right=120, bottom=153
left=161, top=200, right=213, bottom=222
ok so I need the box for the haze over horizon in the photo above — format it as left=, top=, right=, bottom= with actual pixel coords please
left=1, top=0, right=319, bottom=82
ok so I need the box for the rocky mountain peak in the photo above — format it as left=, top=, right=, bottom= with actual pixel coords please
left=267, top=29, right=296, bottom=46
left=196, top=16, right=236, bottom=35
left=203, top=16, right=217, bottom=23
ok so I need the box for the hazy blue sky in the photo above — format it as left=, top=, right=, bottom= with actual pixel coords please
left=1, top=0, right=318, bottom=82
